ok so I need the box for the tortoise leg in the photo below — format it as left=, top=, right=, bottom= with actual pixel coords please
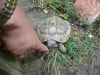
left=58, top=43, right=66, bottom=53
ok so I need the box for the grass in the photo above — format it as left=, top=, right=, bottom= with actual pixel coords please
left=43, top=26, right=99, bottom=75
left=28, top=0, right=100, bottom=75
left=29, top=0, right=78, bottom=19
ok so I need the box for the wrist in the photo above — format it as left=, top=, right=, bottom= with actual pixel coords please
left=0, top=4, right=31, bottom=33
left=0, top=0, right=18, bottom=26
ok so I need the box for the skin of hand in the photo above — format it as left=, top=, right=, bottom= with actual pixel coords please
left=0, top=4, right=48, bottom=57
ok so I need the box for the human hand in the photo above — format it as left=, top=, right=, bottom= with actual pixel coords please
left=0, top=4, right=48, bottom=57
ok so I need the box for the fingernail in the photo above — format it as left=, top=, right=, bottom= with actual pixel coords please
left=44, top=46, right=48, bottom=51
left=19, top=54, right=25, bottom=59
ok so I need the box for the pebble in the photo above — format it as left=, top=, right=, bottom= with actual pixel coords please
left=43, top=9, right=49, bottom=14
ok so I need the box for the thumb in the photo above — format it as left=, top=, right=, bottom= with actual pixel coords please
left=35, top=42, right=48, bottom=52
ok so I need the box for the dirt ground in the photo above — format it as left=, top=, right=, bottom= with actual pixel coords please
left=18, top=0, right=100, bottom=75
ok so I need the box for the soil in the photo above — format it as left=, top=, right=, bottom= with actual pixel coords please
left=18, top=0, right=100, bottom=75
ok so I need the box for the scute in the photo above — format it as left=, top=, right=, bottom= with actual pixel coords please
left=37, top=16, right=71, bottom=43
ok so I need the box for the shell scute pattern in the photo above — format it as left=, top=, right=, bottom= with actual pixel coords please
left=56, top=26, right=67, bottom=35
left=37, top=16, right=71, bottom=43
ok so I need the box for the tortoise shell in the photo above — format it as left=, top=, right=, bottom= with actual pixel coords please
left=37, top=16, right=71, bottom=43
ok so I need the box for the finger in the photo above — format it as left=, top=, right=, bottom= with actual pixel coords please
left=35, top=42, right=48, bottom=52
left=18, top=54, right=25, bottom=59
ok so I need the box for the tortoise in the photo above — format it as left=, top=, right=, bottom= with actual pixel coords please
left=37, top=16, right=71, bottom=53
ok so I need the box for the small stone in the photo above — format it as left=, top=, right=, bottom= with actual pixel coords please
left=88, top=34, right=94, bottom=38
left=43, top=9, right=49, bottom=14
